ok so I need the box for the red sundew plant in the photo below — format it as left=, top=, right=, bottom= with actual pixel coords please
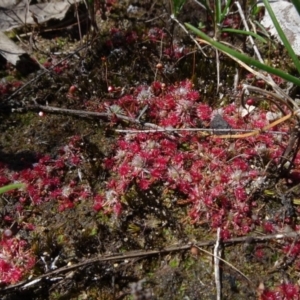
left=164, top=42, right=187, bottom=60
left=147, top=27, right=166, bottom=42
left=222, top=14, right=241, bottom=29
left=260, top=283, right=300, bottom=300
left=108, top=28, right=138, bottom=48
left=0, top=136, right=102, bottom=284
left=282, top=241, right=300, bottom=257
left=0, top=236, right=35, bottom=284
left=95, top=80, right=295, bottom=236
left=0, top=80, right=298, bottom=286
left=43, top=57, right=69, bottom=75
left=245, top=73, right=285, bottom=89
left=1, top=136, right=92, bottom=219
left=0, top=80, right=23, bottom=96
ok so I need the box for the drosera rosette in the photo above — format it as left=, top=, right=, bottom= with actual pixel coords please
left=258, top=282, right=300, bottom=300
left=0, top=136, right=95, bottom=229
left=0, top=235, right=36, bottom=284
left=146, top=27, right=166, bottom=43
left=0, top=137, right=100, bottom=285
left=94, top=80, right=294, bottom=237
left=164, top=40, right=187, bottom=60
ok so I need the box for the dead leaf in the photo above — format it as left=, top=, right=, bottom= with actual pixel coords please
left=0, top=0, right=81, bottom=31
left=0, top=0, right=81, bottom=73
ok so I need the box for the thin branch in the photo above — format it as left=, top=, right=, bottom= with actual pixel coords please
left=235, top=1, right=264, bottom=63
left=197, top=38, right=299, bottom=109
left=214, top=228, right=222, bottom=300
left=215, top=112, right=293, bottom=138
left=27, top=104, right=292, bottom=139
left=278, top=126, right=300, bottom=174
left=171, top=14, right=207, bottom=56
left=117, top=114, right=294, bottom=139
left=197, top=246, right=252, bottom=289
left=28, top=104, right=162, bottom=131
left=241, top=84, right=294, bottom=113
left=6, top=43, right=91, bottom=101
left=234, top=0, right=283, bottom=98
left=1, top=230, right=300, bottom=293
left=26, top=104, right=293, bottom=139
left=116, top=128, right=288, bottom=135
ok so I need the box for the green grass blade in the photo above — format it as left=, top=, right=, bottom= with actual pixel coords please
left=291, top=0, right=300, bottom=16
left=172, top=0, right=187, bottom=16
left=252, top=20, right=271, bottom=39
left=215, top=0, right=222, bottom=24
left=194, top=0, right=212, bottom=12
left=0, top=183, right=25, bottom=194
left=220, top=0, right=232, bottom=21
left=263, top=0, right=300, bottom=74
left=222, top=28, right=268, bottom=44
left=185, top=23, right=300, bottom=86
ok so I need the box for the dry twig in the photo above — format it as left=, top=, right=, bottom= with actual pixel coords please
left=1, top=230, right=300, bottom=294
